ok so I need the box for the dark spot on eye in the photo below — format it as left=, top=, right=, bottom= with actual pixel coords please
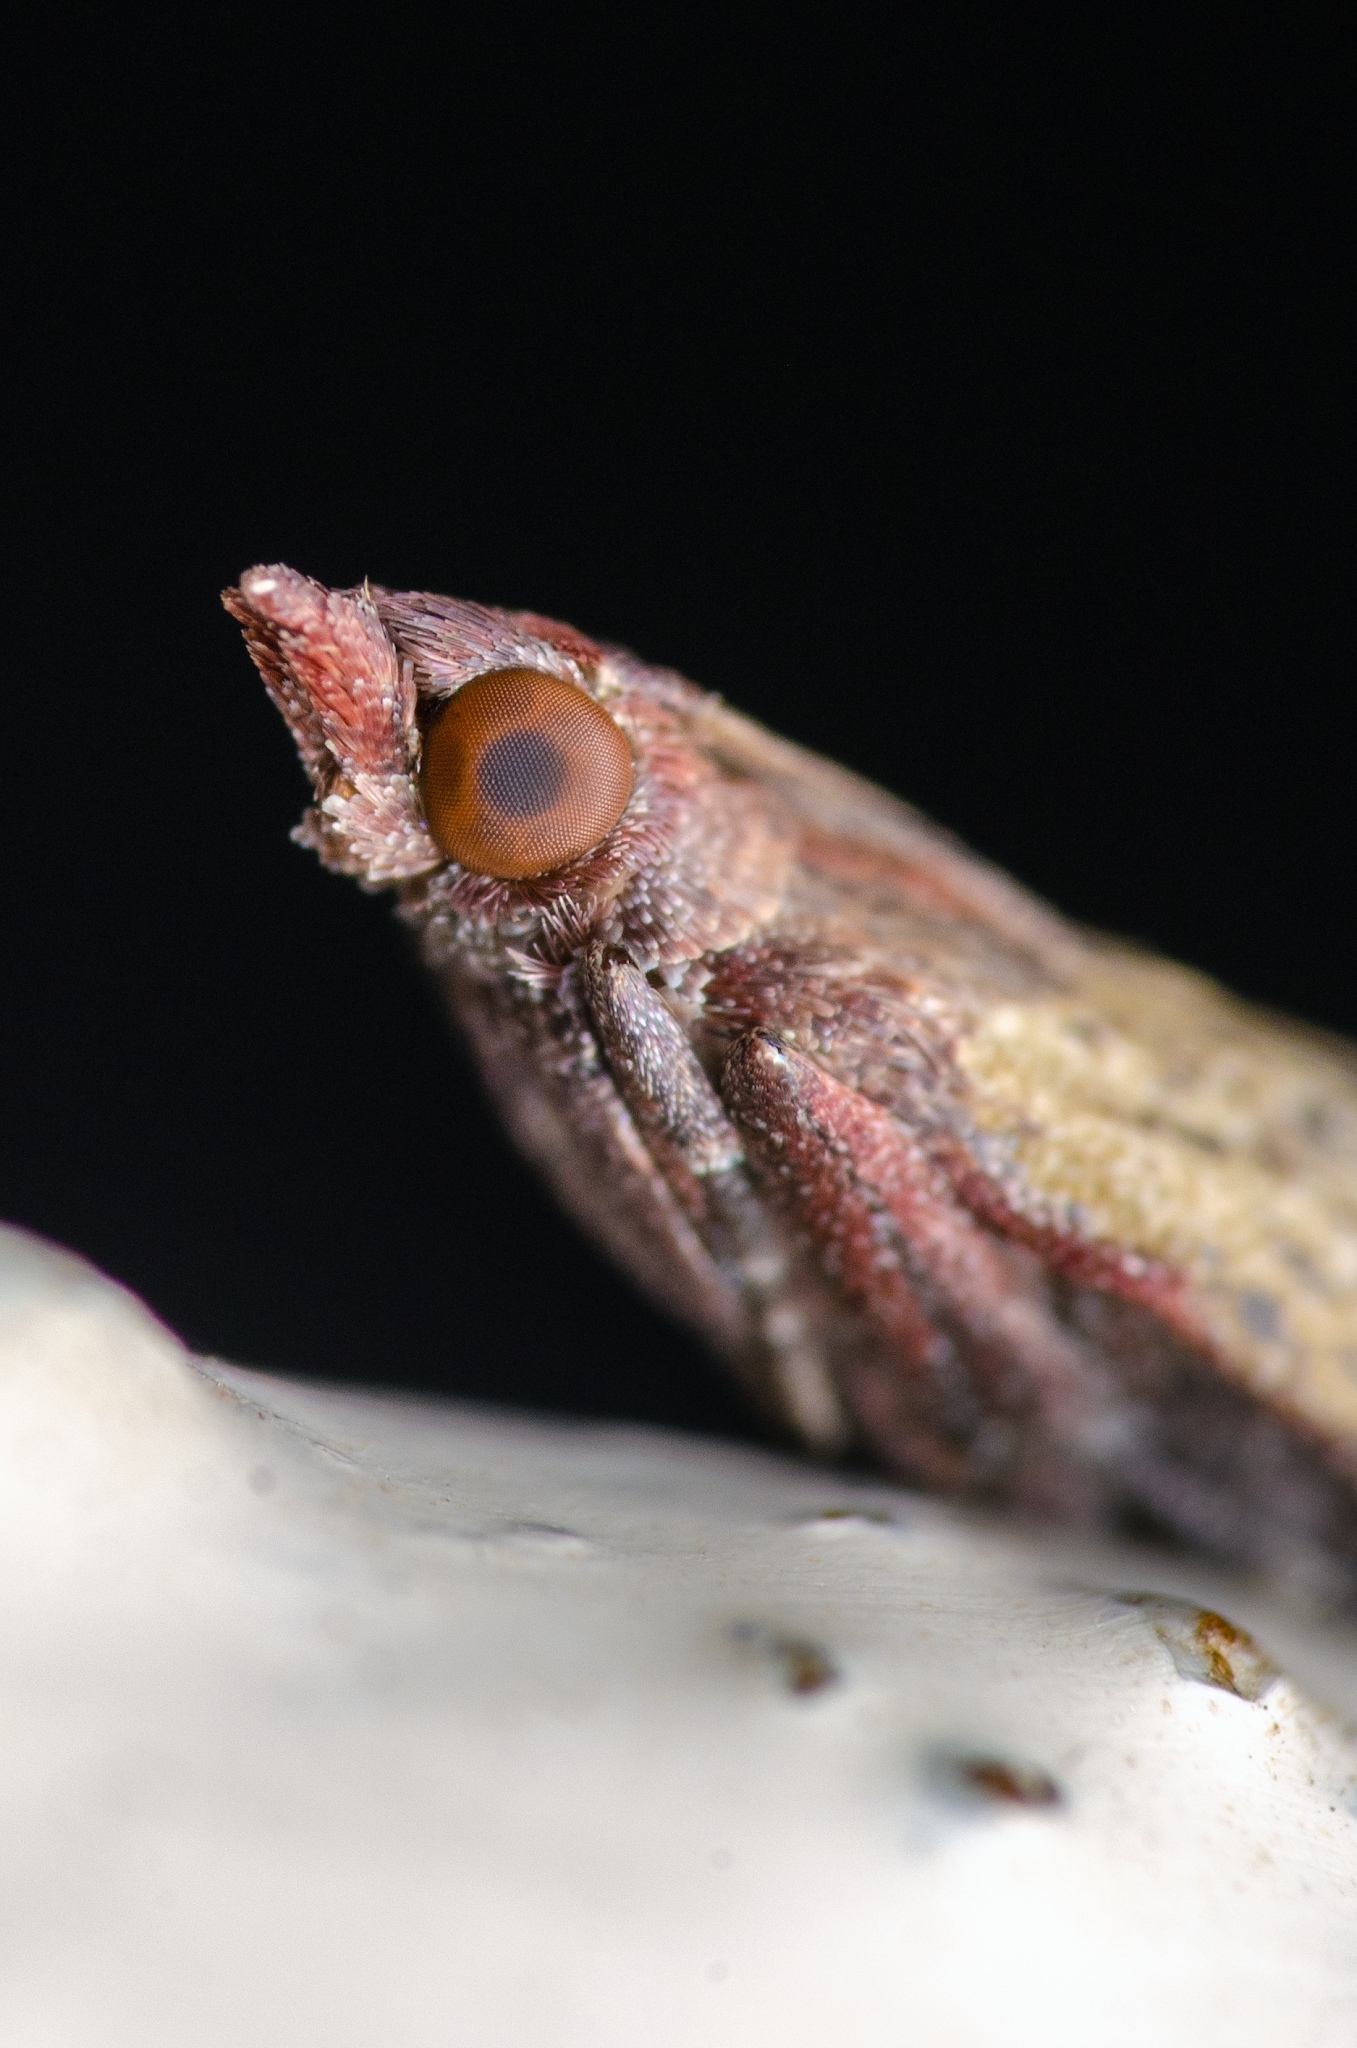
left=476, top=727, right=567, bottom=816
left=929, top=1750, right=1064, bottom=1808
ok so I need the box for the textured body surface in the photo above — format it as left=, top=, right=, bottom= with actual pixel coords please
left=228, top=568, right=1357, bottom=1600
left=5, top=1222, right=1357, bottom=2046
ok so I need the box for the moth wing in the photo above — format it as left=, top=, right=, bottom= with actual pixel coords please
left=688, top=698, right=1357, bottom=1473
left=961, top=939, right=1357, bottom=1467
left=686, top=693, right=1078, bottom=965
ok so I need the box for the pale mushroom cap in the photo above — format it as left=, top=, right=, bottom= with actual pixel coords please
left=3, top=1223, right=1357, bottom=2047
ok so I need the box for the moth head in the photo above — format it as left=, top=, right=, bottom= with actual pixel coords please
left=225, top=563, right=791, bottom=967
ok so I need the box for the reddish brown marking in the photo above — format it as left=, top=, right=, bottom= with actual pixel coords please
left=1116, top=1593, right=1281, bottom=1700
left=726, top=1034, right=1033, bottom=1344
left=1195, top=1611, right=1254, bottom=1690
left=705, top=924, right=1211, bottom=1357
left=509, top=610, right=605, bottom=669
left=732, top=1623, right=841, bottom=1695
left=938, top=1143, right=1216, bottom=1354
left=224, top=566, right=413, bottom=786
left=699, top=939, right=954, bottom=1109
left=776, top=1639, right=839, bottom=1695
left=797, top=824, right=1015, bottom=925
left=723, top=1032, right=1115, bottom=1493
left=955, top=1758, right=1063, bottom=1807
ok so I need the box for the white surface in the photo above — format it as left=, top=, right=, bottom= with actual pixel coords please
left=2, top=1223, right=1357, bottom=2046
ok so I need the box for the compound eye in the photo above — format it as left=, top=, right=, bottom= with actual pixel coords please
left=419, top=668, right=634, bottom=879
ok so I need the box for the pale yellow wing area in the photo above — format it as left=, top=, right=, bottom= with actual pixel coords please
left=959, top=948, right=1357, bottom=1460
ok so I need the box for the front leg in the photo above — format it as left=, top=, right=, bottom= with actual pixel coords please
left=442, top=961, right=751, bottom=1369
left=721, top=1029, right=1122, bottom=1513
left=579, top=944, right=849, bottom=1448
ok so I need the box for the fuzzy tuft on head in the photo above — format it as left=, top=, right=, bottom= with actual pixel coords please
left=227, top=564, right=795, bottom=968
left=224, top=565, right=439, bottom=884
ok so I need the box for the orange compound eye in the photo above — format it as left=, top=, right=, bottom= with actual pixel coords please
left=419, top=668, right=635, bottom=879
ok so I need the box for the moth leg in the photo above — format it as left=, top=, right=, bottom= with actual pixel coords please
left=580, top=944, right=850, bottom=1449
left=448, top=963, right=752, bottom=1365
left=722, top=1028, right=1122, bottom=1509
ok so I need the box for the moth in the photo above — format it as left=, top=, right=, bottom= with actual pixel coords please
left=227, top=565, right=1357, bottom=1603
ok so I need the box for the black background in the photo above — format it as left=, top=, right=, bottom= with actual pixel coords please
left=5, top=17, right=1352, bottom=1438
